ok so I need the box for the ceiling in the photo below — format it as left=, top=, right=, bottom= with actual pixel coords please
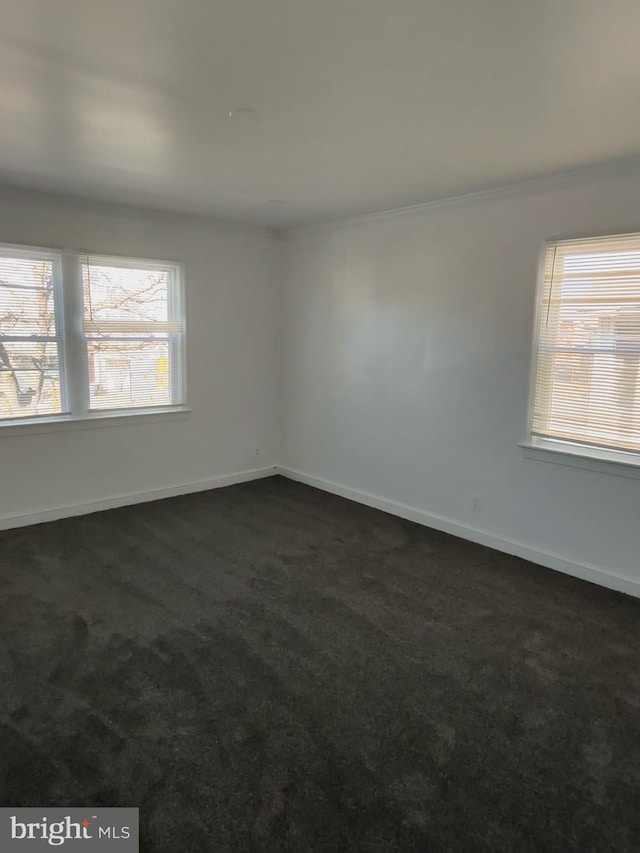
left=1, top=0, right=640, bottom=227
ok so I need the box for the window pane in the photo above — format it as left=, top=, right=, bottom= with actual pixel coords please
left=0, top=256, right=54, bottom=291
left=0, top=286, right=57, bottom=337
left=0, top=257, right=56, bottom=336
left=0, top=340, right=62, bottom=419
left=87, top=339, right=171, bottom=410
left=83, top=262, right=169, bottom=329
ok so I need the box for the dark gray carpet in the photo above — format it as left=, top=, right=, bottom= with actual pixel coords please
left=0, top=475, right=639, bottom=852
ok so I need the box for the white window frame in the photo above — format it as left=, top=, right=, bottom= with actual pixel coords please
left=521, top=233, right=640, bottom=478
left=0, top=243, right=189, bottom=434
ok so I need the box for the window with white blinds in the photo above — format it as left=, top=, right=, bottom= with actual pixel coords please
left=83, top=256, right=184, bottom=412
left=0, top=247, right=65, bottom=421
left=529, top=233, right=640, bottom=459
left=0, top=243, right=185, bottom=425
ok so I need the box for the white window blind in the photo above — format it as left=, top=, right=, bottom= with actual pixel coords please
left=530, top=233, right=640, bottom=456
left=0, top=248, right=65, bottom=421
left=82, top=256, right=184, bottom=412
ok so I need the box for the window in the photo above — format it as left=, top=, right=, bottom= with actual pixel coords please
left=0, top=247, right=64, bottom=421
left=528, top=233, right=640, bottom=462
left=0, top=244, right=185, bottom=425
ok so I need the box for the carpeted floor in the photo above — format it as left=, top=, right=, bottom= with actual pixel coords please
left=0, top=475, right=639, bottom=852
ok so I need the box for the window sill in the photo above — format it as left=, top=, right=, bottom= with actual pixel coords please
left=0, top=407, right=192, bottom=438
left=519, top=440, right=640, bottom=480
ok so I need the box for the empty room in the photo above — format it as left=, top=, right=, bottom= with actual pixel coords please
left=1, top=1, right=639, bottom=850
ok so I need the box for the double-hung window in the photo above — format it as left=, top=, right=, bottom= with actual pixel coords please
left=0, top=244, right=186, bottom=425
left=528, top=232, right=640, bottom=464
left=0, top=246, right=64, bottom=420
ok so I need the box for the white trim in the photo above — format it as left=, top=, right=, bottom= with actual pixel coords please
left=0, top=465, right=278, bottom=531
left=0, top=406, right=192, bottom=437
left=4, top=461, right=637, bottom=598
left=523, top=241, right=548, bottom=444
left=519, top=441, right=640, bottom=480
left=60, top=248, right=87, bottom=416
left=286, top=156, right=640, bottom=235
left=276, top=466, right=640, bottom=599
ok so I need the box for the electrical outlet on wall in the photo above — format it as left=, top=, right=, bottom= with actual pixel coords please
left=470, top=495, right=481, bottom=512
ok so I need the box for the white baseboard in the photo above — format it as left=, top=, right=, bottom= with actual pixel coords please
left=277, top=466, right=640, bottom=599
left=5, top=462, right=637, bottom=600
left=0, top=466, right=278, bottom=531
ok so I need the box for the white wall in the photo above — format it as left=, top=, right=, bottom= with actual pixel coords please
left=3, top=172, right=639, bottom=597
left=281, top=170, right=640, bottom=595
left=0, top=188, right=281, bottom=523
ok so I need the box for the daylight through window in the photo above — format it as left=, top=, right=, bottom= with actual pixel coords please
left=529, top=233, right=640, bottom=459
left=0, top=245, right=185, bottom=424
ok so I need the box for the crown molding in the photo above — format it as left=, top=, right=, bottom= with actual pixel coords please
left=286, top=155, right=640, bottom=237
